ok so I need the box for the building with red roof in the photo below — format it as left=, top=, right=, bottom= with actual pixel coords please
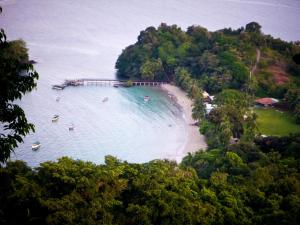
left=255, top=98, right=279, bottom=107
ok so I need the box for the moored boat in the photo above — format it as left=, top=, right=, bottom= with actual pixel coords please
left=32, top=141, right=41, bottom=150
left=144, top=96, right=150, bottom=102
left=69, top=123, right=74, bottom=131
left=56, top=97, right=60, bottom=102
left=102, top=97, right=108, bottom=102
left=52, top=114, right=59, bottom=122
left=52, top=85, right=65, bottom=90
left=113, top=84, right=119, bottom=88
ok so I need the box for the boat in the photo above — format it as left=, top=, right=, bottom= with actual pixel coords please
left=52, top=114, right=59, bottom=122
left=56, top=97, right=60, bottom=102
left=102, top=97, right=108, bottom=102
left=32, top=141, right=41, bottom=150
left=52, top=85, right=65, bottom=90
left=113, top=84, right=119, bottom=88
left=144, top=96, right=150, bottom=102
left=69, top=123, right=74, bottom=131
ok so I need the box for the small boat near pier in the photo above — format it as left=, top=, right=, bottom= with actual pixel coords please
left=144, top=96, right=150, bottom=102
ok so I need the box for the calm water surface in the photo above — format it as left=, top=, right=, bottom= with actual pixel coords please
left=0, top=0, right=299, bottom=167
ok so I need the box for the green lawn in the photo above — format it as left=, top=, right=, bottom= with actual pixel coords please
left=254, top=108, right=300, bottom=136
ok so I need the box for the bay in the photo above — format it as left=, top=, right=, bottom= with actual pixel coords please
left=0, top=0, right=299, bottom=166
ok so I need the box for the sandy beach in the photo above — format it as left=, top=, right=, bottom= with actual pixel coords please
left=161, top=84, right=207, bottom=161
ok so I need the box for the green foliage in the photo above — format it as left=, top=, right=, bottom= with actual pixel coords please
left=0, top=158, right=206, bottom=225
left=254, top=108, right=300, bottom=136
left=115, top=23, right=255, bottom=92
left=285, top=88, right=300, bottom=110
left=1, top=135, right=300, bottom=225
left=140, top=59, right=164, bottom=81
left=182, top=135, right=300, bottom=225
left=192, top=95, right=205, bottom=121
left=0, top=10, right=39, bottom=163
left=284, top=88, right=300, bottom=123
left=215, top=89, right=249, bottom=108
left=218, top=51, right=249, bottom=89
left=116, top=22, right=299, bottom=100
left=245, top=22, right=262, bottom=33
left=207, top=89, right=256, bottom=147
left=123, top=80, right=133, bottom=87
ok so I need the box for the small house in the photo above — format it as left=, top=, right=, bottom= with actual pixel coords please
left=204, top=103, right=216, bottom=114
left=203, top=91, right=210, bottom=98
left=255, top=98, right=279, bottom=107
left=203, top=91, right=214, bottom=103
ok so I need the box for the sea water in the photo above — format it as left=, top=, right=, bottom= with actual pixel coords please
left=0, top=0, right=299, bottom=167
left=12, top=85, right=186, bottom=167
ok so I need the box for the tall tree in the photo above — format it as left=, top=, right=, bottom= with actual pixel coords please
left=140, top=59, right=163, bottom=81
left=0, top=7, right=39, bottom=162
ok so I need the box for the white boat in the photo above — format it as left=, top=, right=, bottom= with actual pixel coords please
left=144, top=96, right=150, bottom=102
left=102, top=97, right=108, bottom=102
left=52, top=114, right=59, bottom=122
left=69, top=123, right=74, bottom=131
left=56, top=97, right=60, bottom=102
left=32, top=141, right=41, bottom=150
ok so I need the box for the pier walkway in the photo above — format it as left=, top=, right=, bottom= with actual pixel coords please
left=53, top=78, right=168, bottom=89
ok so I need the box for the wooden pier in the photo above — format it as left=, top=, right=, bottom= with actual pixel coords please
left=53, top=78, right=167, bottom=89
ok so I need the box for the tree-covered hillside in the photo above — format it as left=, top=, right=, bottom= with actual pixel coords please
left=116, top=22, right=300, bottom=137
left=116, top=22, right=300, bottom=98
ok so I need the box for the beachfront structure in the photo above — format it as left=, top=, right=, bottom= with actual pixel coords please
left=204, top=103, right=216, bottom=114
left=203, top=91, right=214, bottom=103
left=255, top=97, right=279, bottom=107
left=203, top=91, right=210, bottom=98
left=202, top=91, right=216, bottom=114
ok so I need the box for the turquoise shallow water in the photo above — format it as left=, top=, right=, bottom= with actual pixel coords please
left=12, top=85, right=186, bottom=167
left=0, top=0, right=299, bottom=166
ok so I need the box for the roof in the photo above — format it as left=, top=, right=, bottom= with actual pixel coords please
left=255, top=98, right=279, bottom=105
left=202, top=91, right=210, bottom=98
left=204, top=103, right=216, bottom=114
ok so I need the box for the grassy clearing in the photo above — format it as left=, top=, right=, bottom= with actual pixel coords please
left=254, top=108, right=300, bottom=136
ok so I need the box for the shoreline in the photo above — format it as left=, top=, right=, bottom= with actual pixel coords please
left=161, top=84, right=207, bottom=161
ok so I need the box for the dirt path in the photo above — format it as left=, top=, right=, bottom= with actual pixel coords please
left=251, top=48, right=261, bottom=75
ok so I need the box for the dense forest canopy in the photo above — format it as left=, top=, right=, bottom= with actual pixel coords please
left=1, top=135, right=299, bottom=225
left=116, top=22, right=300, bottom=97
